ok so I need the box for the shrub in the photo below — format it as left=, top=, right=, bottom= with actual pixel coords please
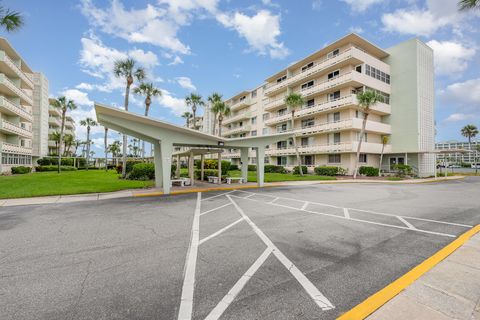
left=11, top=166, right=32, bottom=174
left=76, top=158, right=86, bottom=168
left=194, top=169, right=219, bottom=180
left=37, top=158, right=51, bottom=166
left=314, top=166, right=343, bottom=176
left=195, top=160, right=230, bottom=175
left=35, top=165, right=77, bottom=172
left=293, top=165, right=308, bottom=175
left=248, top=165, right=257, bottom=171
left=264, top=164, right=287, bottom=173
left=171, top=164, right=177, bottom=177
left=61, top=158, right=74, bottom=166
left=116, top=160, right=144, bottom=174
left=128, top=163, right=155, bottom=180
left=392, top=164, right=413, bottom=177
left=359, top=166, right=379, bottom=177
left=229, top=164, right=239, bottom=171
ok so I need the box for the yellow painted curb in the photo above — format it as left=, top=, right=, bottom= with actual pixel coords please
left=133, top=184, right=283, bottom=197
left=337, top=224, right=480, bottom=320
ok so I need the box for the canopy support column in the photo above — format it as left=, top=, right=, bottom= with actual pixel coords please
left=217, top=152, right=222, bottom=184
left=189, top=151, right=194, bottom=186
left=153, top=140, right=163, bottom=189
left=240, top=147, right=249, bottom=183
left=256, top=146, right=265, bottom=187
left=200, top=154, right=205, bottom=181
left=157, top=140, right=173, bottom=194
left=175, top=155, right=180, bottom=178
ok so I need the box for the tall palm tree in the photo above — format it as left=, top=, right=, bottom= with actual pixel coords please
left=212, top=101, right=231, bottom=137
left=182, top=111, right=192, bottom=128
left=108, top=140, right=121, bottom=166
left=285, top=93, right=305, bottom=176
left=104, top=127, right=109, bottom=171
left=461, top=124, right=478, bottom=151
left=353, top=90, right=384, bottom=179
left=379, top=135, right=389, bottom=176
left=51, top=131, right=61, bottom=156
left=185, top=93, right=204, bottom=130
left=0, top=3, right=24, bottom=32
left=133, top=82, right=162, bottom=157
left=208, top=92, right=223, bottom=135
left=113, top=58, right=146, bottom=178
left=459, top=0, right=480, bottom=10
left=80, top=118, right=97, bottom=171
left=63, top=133, right=74, bottom=156
left=73, top=139, right=82, bottom=156
left=51, top=96, right=77, bottom=173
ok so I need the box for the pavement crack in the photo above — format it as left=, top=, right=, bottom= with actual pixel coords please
left=68, top=260, right=93, bottom=320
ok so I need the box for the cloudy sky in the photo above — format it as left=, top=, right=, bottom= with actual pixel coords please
left=5, top=0, right=480, bottom=155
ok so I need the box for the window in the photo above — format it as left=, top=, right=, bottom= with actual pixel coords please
left=277, top=123, right=287, bottom=133
left=239, top=133, right=246, bottom=138
left=239, top=96, right=246, bottom=102
left=328, top=91, right=340, bottom=101
left=301, top=118, right=314, bottom=128
left=301, top=80, right=314, bottom=90
left=301, top=137, right=309, bottom=146
left=239, top=121, right=243, bottom=127
left=327, top=70, right=340, bottom=80
left=276, top=75, right=287, bottom=83
left=277, top=141, right=287, bottom=149
left=327, top=49, right=340, bottom=59
left=356, top=132, right=367, bottom=142
left=356, top=110, right=365, bottom=118
left=328, top=132, right=341, bottom=145
left=251, top=89, right=257, bottom=98
left=328, top=154, right=341, bottom=163
left=251, top=130, right=257, bottom=136
left=262, top=128, right=268, bottom=135
left=263, top=113, right=269, bottom=121
left=251, top=116, right=257, bottom=125
left=305, top=99, right=315, bottom=108
left=277, top=156, right=287, bottom=166
left=328, top=112, right=340, bottom=123
left=278, top=108, right=287, bottom=116
left=359, top=154, right=367, bottom=163
left=364, top=64, right=390, bottom=84
left=303, top=155, right=314, bottom=166
left=301, top=62, right=314, bottom=72
left=355, top=65, right=362, bottom=73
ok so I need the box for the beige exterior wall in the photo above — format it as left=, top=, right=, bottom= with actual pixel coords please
left=32, top=72, right=49, bottom=159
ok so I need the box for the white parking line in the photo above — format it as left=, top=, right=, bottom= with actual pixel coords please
left=202, top=190, right=236, bottom=201
left=227, top=195, right=335, bottom=311
left=199, top=218, right=245, bottom=245
left=301, top=201, right=310, bottom=210
left=343, top=208, right=350, bottom=219
left=177, top=192, right=201, bottom=320
left=204, top=248, right=273, bottom=320
left=397, top=216, right=417, bottom=230
left=200, top=203, right=232, bottom=216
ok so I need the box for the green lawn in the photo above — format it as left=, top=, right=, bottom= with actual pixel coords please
left=227, top=170, right=336, bottom=182
left=0, top=170, right=153, bottom=199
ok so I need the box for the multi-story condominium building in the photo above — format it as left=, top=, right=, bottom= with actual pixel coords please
left=32, top=72, right=49, bottom=160
left=220, top=34, right=435, bottom=177
left=436, top=140, right=478, bottom=164
left=47, top=98, right=76, bottom=156
left=0, top=38, right=35, bottom=173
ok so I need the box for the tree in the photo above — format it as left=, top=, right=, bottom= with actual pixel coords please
left=63, top=134, right=74, bottom=156
left=211, top=101, right=230, bottom=137
left=353, top=90, right=384, bottom=179
left=0, top=3, right=23, bottom=32
left=459, top=0, right=480, bottom=10
left=108, top=140, right=121, bottom=165
left=379, top=135, right=389, bottom=176
left=182, top=111, right=192, bottom=128
left=73, top=139, right=82, bottom=156
left=208, top=92, right=223, bottom=135
left=113, top=58, right=146, bottom=178
left=461, top=124, right=478, bottom=151
left=80, top=118, right=97, bottom=171
left=51, top=131, right=61, bottom=156
left=104, top=127, right=108, bottom=171
left=284, top=92, right=305, bottom=176
left=133, top=82, right=162, bottom=157
left=51, top=97, right=77, bottom=173
left=185, top=93, right=204, bottom=130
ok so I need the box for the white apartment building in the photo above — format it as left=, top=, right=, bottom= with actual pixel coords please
left=47, top=98, right=76, bottom=156
left=0, top=38, right=35, bottom=173
left=220, top=34, right=435, bottom=177
left=436, top=140, right=478, bottom=164
left=32, top=72, right=49, bottom=160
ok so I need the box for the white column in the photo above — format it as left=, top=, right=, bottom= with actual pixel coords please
left=189, top=151, right=194, bottom=186
left=160, top=140, right=173, bottom=194
left=153, top=140, right=163, bottom=189
left=240, top=147, right=249, bottom=182
left=256, top=146, right=265, bottom=187
left=200, top=154, right=205, bottom=181
left=175, top=155, right=180, bottom=177
left=217, top=152, right=222, bottom=184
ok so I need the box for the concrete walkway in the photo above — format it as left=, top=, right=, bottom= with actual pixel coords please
left=368, top=232, right=480, bottom=320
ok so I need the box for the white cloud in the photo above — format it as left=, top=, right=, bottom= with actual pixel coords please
left=168, top=55, right=184, bottom=65
left=159, top=91, right=188, bottom=116
left=176, top=77, right=197, bottom=91
left=75, top=82, right=94, bottom=90
left=312, top=0, right=323, bottom=11
left=340, top=0, right=383, bottom=12
left=217, top=10, right=289, bottom=59
left=61, top=89, right=93, bottom=106
left=444, top=113, right=475, bottom=122
left=426, top=40, right=476, bottom=76
left=439, top=78, right=480, bottom=106
left=349, top=26, right=364, bottom=34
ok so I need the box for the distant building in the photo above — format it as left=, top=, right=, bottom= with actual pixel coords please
left=436, top=140, right=478, bottom=164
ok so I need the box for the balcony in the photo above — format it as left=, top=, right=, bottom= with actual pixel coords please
left=230, top=97, right=252, bottom=112
left=48, top=116, right=61, bottom=127
left=223, top=111, right=251, bottom=125
left=0, top=73, right=33, bottom=106
left=49, top=105, right=61, bottom=117
left=222, top=124, right=251, bottom=136
left=264, top=95, right=391, bottom=126
left=0, top=119, right=32, bottom=138
left=264, top=47, right=390, bottom=96
left=266, top=142, right=392, bottom=156
left=0, top=52, right=34, bottom=89
left=0, top=142, right=32, bottom=155
left=0, top=96, right=33, bottom=122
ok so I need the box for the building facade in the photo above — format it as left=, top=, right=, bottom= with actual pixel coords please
left=0, top=38, right=35, bottom=173
left=220, top=34, right=435, bottom=177
left=32, top=72, right=49, bottom=161
left=47, top=98, right=76, bottom=156
left=436, top=140, right=478, bottom=164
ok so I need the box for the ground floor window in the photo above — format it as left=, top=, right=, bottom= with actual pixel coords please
left=1, top=153, right=32, bottom=165
left=302, top=155, right=314, bottom=166
left=359, top=153, right=367, bottom=163
left=277, top=156, right=287, bottom=166
left=328, top=154, right=341, bottom=163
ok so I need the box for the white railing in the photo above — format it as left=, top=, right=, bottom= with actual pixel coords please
left=2, top=53, right=34, bottom=88
left=223, top=111, right=251, bottom=125
left=0, top=73, right=34, bottom=105
left=0, top=142, right=32, bottom=155
left=0, top=96, right=33, bottom=122
left=230, top=98, right=252, bottom=111
left=48, top=116, right=61, bottom=127
left=266, top=141, right=392, bottom=156
left=222, top=124, right=251, bottom=136
left=0, top=119, right=32, bottom=137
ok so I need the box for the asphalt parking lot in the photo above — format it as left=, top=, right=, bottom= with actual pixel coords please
left=1, top=178, right=479, bottom=320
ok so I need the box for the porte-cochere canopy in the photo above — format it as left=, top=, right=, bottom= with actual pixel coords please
left=95, top=103, right=293, bottom=194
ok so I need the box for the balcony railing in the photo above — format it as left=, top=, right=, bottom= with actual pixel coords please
left=223, top=111, right=251, bottom=125
left=229, top=98, right=252, bottom=111
left=0, top=73, right=33, bottom=106
left=0, top=142, right=32, bottom=155
left=222, top=124, right=251, bottom=136
left=266, top=142, right=392, bottom=156
left=0, top=96, right=33, bottom=122
left=1, top=53, right=34, bottom=88
left=48, top=116, right=61, bottom=127
left=0, top=119, right=32, bottom=138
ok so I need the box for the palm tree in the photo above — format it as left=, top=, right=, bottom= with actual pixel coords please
left=208, top=92, right=223, bottom=135
left=73, top=139, right=82, bottom=156
left=104, top=127, right=109, bottom=171
left=114, top=58, right=146, bottom=178
left=108, top=140, right=121, bottom=166
left=51, top=96, right=77, bottom=173
left=379, top=135, right=389, bottom=176
left=185, top=93, right=204, bottom=130
left=212, top=101, right=231, bottom=137
left=182, top=111, right=192, bottom=128
left=461, top=124, right=478, bottom=151
left=133, top=82, right=162, bottom=157
left=51, top=131, right=61, bottom=156
left=284, top=93, right=305, bottom=176
left=353, top=90, right=384, bottom=179
left=80, top=118, right=97, bottom=171
left=63, top=134, right=74, bottom=156
left=0, top=3, right=23, bottom=32
left=459, top=0, right=480, bottom=10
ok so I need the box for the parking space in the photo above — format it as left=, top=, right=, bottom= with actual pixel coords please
left=1, top=178, right=479, bottom=319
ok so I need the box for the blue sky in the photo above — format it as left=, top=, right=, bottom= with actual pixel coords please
left=3, top=0, right=480, bottom=155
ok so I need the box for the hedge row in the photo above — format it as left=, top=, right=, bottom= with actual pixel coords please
left=314, top=166, right=346, bottom=176
left=35, top=165, right=78, bottom=172
left=11, top=166, right=32, bottom=174
left=359, top=166, right=379, bottom=176
left=194, top=159, right=231, bottom=175
left=37, top=157, right=86, bottom=167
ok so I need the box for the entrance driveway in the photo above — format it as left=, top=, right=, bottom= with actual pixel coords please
left=1, top=178, right=479, bottom=319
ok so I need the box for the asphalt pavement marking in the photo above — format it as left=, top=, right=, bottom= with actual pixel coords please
left=199, top=218, right=245, bottom=245
left=200, top=203, right=232, bottom=216
left=202, top=190, right=236, bottom=201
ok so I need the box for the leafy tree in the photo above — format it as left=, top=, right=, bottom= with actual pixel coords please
left=80, top=118, right=97, bottom=171
left=211, top=101, right=230, bottom=136
left=50, top=131, right=61, bottom=156
left=63, top=133, right=74, bottom=156
left=458, top=0, right=480, bottom=10
left=182, top=111, right=192, bottom=127
left=0, top=2, right=23, bottom=32
left=284, top=92, right=305, bottom=175
left=51, top=97, right=77, bottom=173
left=104, top=127, right=108, bottom=171
left=185, top=93, right=204, bottom=130
left=379, top=135, right=389, bottom=176
left=461, top=124, right=478, bottom=151
left=208, top=92, right=223, bottom=135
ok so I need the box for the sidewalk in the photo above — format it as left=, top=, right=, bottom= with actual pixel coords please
left=368, top=232, right=480, bottom=320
